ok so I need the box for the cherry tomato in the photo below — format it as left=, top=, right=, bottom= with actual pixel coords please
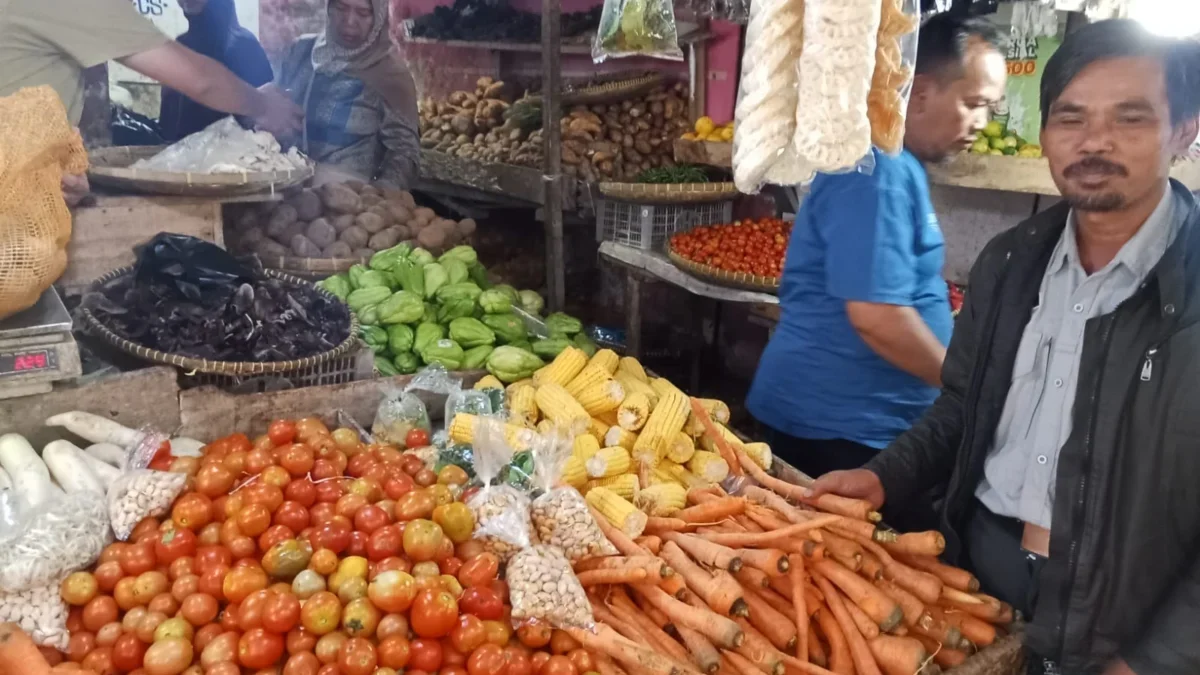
left=61, top=571, right=99, bottom=606
left=300, top=592, right=342, bottom=635
left=337, top=638, right=377, bottom=675
left=405, top=429, right=430, bottom=449
left=432, top=504, right=474, bottom=544
left=377, top=637, right=411, bottom=670
left=456, top=554, right=499, bottom=589
left=200, top=632, right=240, bottom=667
left=515, top=621, right=551, bottom=649
left=274, top=502, right=311, bottom=533
left=224, top=566, right=269, bottom=604
left=196, top=546, right=233, bottom=574
left=236, top=504, right=272, bottom=538
left=95, top=562, right=125, bottom=593
left=263, top=592, right=302, bottom=634
left=408, top=639, right=443, bottom=672
left=365, top=525, right=403, bottom=562
left=172, top=494, right=213, bottom=531
left=285, top=479, right=318, bottom=508
left=120, top=542, right=158, bottom=576
left=268, top=421, right=298, bottom=446
left=239, top=628, right=285, bottom=669
left=503, top=647, right=532, bottom=675
left=169, top=556, right=196, bottom=580
left=310, top=519, right=352, bottom=554
left=411, top=590, right=458, bottom=638
left=111, top=634, right=147, bottom=673
left=259, top=524, right=295, bottom=553
left=566, top=650, right=594, bottom=675
left=178, top=592, right=218, bottom=626
left=199, top=565, right=229, bottom=599
left=143, top=638, right=194, bottom=675
left=154, top=529, right=197, bottom=565
left=531, top=652, right=550, bottom=675
left=352, top=505, right=389, bottom=534
left=195, top=465, right=236, bottom=499
left=467, top=644, right=505, bottom=675
left=384, top=474, right=415, bottom=500
left=458, top=587, right=502, bottom=621
left=403, top=520, right=444, bottom=563
left=481, top=621, right=510, bottom=648
left=83, top=596, right=119, bottom=632
left=195, top=624, right=224, bottom=652
left=450, top=616, right=486, bottom=654
left=283, top=652, right=320, bottom=675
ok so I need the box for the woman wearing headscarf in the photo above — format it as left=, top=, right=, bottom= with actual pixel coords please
left=160, top=0, right=274, bottom=141
left=277, top=0, right=420, bottom=189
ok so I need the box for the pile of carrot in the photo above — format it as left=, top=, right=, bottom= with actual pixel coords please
left=565, top=402, right=1014, bottom=675
left=0, top=622, right=92, bottom=675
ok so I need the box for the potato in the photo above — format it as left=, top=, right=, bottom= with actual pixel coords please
left=360, top=193, right=384, bottom=210
left=380, top=187, right=404, bottom=203
left=439, top=221, right=463, bottom=247
left=281, top=220, right=310, bottom=246
left=407, top=217, right=429, bottom=234
left=239, top=226, right=266, bottom=250
left=319, top=183, right=361, bottom=214
left=340, top=225, right=370, bottom=249
left=368, top=227, right=403, bottom=251
left=457, top=219, right=477, bottom=237
left=331, top=214, right=356, bottom=232
left=413, top=207, right=436, bottom=224
left=352, top=248, right=376, bottom=259
left=360, top=185, right=381, bottom=198
left=290, top=234, right=322, bottom=257
left=392, top=224, right=411, bottom=240
left=367, top=205, right=393, bottom=226
left=265, top=204, right=299, bottom=238
left=287, top=189, right=323, bottom=221
left=399, top=192, right=417, bottom=210
left=255, top=239, right=289, bottom=258
left=306, top=218, right=338, bottom=249
left=417, top=227, right=446, bottom=252
left=236, top=209, right=259, bottom=229
left=383, top=202, right=411, bottom=223
left=324, top=241, right=353, bottom=259
left=356, top=212, right=387, bottom=234
left=344, top=179, right=367, bottom=193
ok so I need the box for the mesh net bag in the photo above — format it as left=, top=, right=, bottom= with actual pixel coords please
left=0, top=86, right=88, bottom=319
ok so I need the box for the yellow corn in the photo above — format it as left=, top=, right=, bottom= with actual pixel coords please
left=742, top=442, right=773, bottom=470
left=586, top=486, right=647, bottom=537
left=534, top=347, right=588, bottom=387
left=586, top=474, right=640, bottom=500
left=536, top=419, right=555, bottom=435
left=474, top=375, right=504, bottom=390
left=649, top=463, right=680, bottom=485
left=596, top=410, right=619, bottom=427
left=506, top=378, right=533, bottom=393
left=700, top=423, right=748, bottom=458
left=696, top=398, right=731, bottom=425
left=635, top=482, right=687, bottom=517
left=589, top=349, right=620, bottom=374
left=535, top=383, right=591, bottom=428
left=688, top=450, right=730, bottom=483
left=663, top=462, right=708, bottom=489
left=577, top=379, right=625, bottom=416
left=650, top=377, right=682, bottom=399
left=631, top=388, right=689, bottom=467
left=508, top=384, right=537, bottom=427
left=617, top=356, right=648, bottom=383
left=572, top=434, right=601, bottom=461
left=604, top=426, right=638, bottom=451
left=565, top=363, right=611, bottom=399
left=617, top=392, right=651, bottom=432
left=587, top=417, right=610, bottom=443
left=562, top=455, right=588, bottom=489
left=448, top=414, right=535, bottom=451
left=683, top=413, right=705, bottom=438
left=614, top=372, right=659, bottom=410
left=666, top=432, right=696, bottom=464
left=586, top=446, right=632, bottom=478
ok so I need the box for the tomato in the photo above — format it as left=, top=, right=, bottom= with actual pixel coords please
left=346, top=531, right=368, bottom=558
left=239, top=589, right=272, bottom=630
left=315, top=480, right=345, bottom=504
left=413, top=469, right=437, bottom=488
left=61, top=571, right=99, bottom=606
left=113, top=578, right=140, bottom=610
left=224, top=566, right=269, bottom=604
left=364, top=569, right=415, bottom=613
left=112, top=634, right=147, bottom=672
left=515, top=621, right=550, bottom=649
left=67, top=631, right=95, bottom=663
left=503, top=647, right=532, bottom=675
left=195, top=624, right=224, bottom=651
left=143, top=638, right=194, bottom=675
left=372, top=636, right=410, bottom=670
left=229, top=536, right=257, bottom=560
left=405, top=429, right=430, bottom=449
left=83, top=595, right=119, bottom=632
left=333, top=637, right=375, bottom=675
left=411, top=590, right=459, bottom=638
left=155, top=617, right=195, bottom=643
left=95, top=562, right=125, bottom=593
left=180, top=593, right=219, bottom=626
left=148, top=593, right=180, bottom=616
left=268, top=420, right=298, bottom=446
left=82, top=646, right=116, bottom=675
left=196, top=546, right=233, bottom=574
left=313, top=634, right=345, bottom=666
left=566, top=650, right=594, bottom=675
left=360, top=524, right=400, bottom=562
left=121, top=542, right=158, bottom=576
left=239, top=628, right=285, bottom=669
left=442, top=643, right=467, bottom=668
left=277, top=444, right=315, bottom=477
left=481, top=621, right=510, bottom=648
left=284, top=479, right=318, bottom=508
left=198, top=565, right=229, bottom=599
left=282, top=652, right=320, bottom=675
left=350, top=504, right=388, bottom=534
left=530, top=652, right=550, bottom=675
left=455, top=554, right=499, bottom=589
left=246, top=448, right=276, bottom=475
left=195, top=465, right=236, bottom=498
left=439, top=557, right=463, bottom=579
left=300, top=592, right=342, bottom=635
left=236, top=504, right=272, bottom=538
left=457, top=587, right=502, bottom=621
left=309, top=549, right=339, bottom=575
left=169, top=556, right=196, bottom=580
left=402, top=520, right=444, bottom=563
left=466, top=644, right=505, bottom=675
left=274, top=501, right=311, bottom=533
left=310, top=519, right=352, bottom=554
left=261, top=465, right=292, bottom=488
left=200, top=632, right=241, bottom=667
left=290, top=570, right=326, bottom=600
left=153, top=529, right=196, bottom=566
left=450, top=616, right=485, bottom=654
left=263, top=592, right=302, bottom=634
left=259, top=525, right=296, bottom=553
left=134, top=611, right=167, bottom=642
left=94, top=621, right=121, bottom=647
left=340, top=597, right=380, bottom=638
left=172, top=494, right=213, bottom=531
left=548, top=632, right=579, bottom=655
left=431, top=504, right=474, bottom=544
left=409, top=639, right=443, bottom=672
left=337, top=577, right=368, bottom=604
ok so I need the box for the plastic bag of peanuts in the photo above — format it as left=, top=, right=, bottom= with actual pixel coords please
left=507, top=543, right=594, bottom=629
left=529, top=428, right=617, bottom=562
left=466, top=417, right=535, bottom=562
left=0, top=581, right=70, bottom=649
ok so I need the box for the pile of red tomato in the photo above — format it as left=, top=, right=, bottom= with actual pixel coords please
left=55, top=417, right=599, bottom=675
left=669, top=217, right=791, bottom=280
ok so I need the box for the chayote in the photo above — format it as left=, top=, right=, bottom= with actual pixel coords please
left=469, top=262, right=492, bottom=289
left=481, top=313, right=526, bottom=344
left=356, top=269, right=391, bottom=290
left=375, top=355, right=399, bottom=376
left=408, top=247, right=436, bottom=266
left=485, top=346, right=544, bottom=383
left=369, top=244, right=411, bottom=272
left=461, top=344, right=494, bottom=370
left=413, top=322, right=445, bottom=354
left=437, top=297, right=476, bottom=324
left=393, top=351, right=420, bottom=374
left=421, top=338, right=465, bottom=370
left=518, top=289, right=545, bottom=315
left=435, top=282, right=483, bottom=304
left=448, top=317, right=496, bottom=349
left=478, top=289, right=512, bottom=315
left=423, top=262, right=449, bottom=299
left=492, top=284, right=519, bottom=305
left=545, top=312, right=582, bottom=336
left=348, top=264, right=370, bottom=289
left=359, top=325, right=388, bottom=354
left=392, top=258, right=425, bottom=297
left=531, top=337, right=572, bottom=359
left=347, top=286, right=391, bottom=312
left=439, top=245, right=478, bottom=266
left=443, top=258, right=470, bottom=285
left=318, top=274, right=352, bottom=301
left=422, top=302, right=438, bottom=324
left=377, top=290, right=425, bottom=325
left=357, top=304, right=380, bottom=326
left=386, top=324, right=415, bottom=355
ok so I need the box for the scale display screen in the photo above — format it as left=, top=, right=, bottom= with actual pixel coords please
left=0, top=349, right=57, bottom=376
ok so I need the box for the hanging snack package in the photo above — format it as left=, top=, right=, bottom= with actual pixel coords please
left=792, top=0, right=882, bottom=175
left=373, top=364, right=463, bottom=445
left=868, top=0, right=920, bottom=154
left=592, top=0, right=684, bottom=63
left=467, top=417, right=535, bottom=561
left=529, top=428, right=618, bottom=562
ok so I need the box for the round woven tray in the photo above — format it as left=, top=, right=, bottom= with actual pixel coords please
left=666, top=242, right=780, bottom=294
left=525, top=73, right=664, bottom=108
left=598, top=181, right=738, bottom=204
left=88, top=146, right=313, bottom=197
left=255, top=254, right=370, bottom=276
left=79, top=267, right=359, bottom=376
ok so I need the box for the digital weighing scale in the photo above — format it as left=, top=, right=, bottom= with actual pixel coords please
left=0, top=288, right=81, bottom=399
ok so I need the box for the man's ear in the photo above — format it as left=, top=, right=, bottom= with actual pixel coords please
left=1170, top=117, right=1199, bottom=158
left=909, top=74, right=935, bottom=116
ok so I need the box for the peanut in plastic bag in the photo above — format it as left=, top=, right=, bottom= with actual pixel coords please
left=507, top=544, right=594, bottom=629
left=467, top=417, right=534, bottom=562
left=592, top=0, right=684, bottom=63
left=528, top=426, right=617, bottom=562
left=0, top=491, right=112, bottom=593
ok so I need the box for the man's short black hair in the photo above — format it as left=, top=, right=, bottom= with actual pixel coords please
left=1040, top=19, right=1200, bottom=127
left=914, top=13, right=1005, bottom=79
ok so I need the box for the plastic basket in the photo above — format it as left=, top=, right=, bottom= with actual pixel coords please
left=595, top=199, right=733, bottom=250
left=178, top=342, right=376, bottom=392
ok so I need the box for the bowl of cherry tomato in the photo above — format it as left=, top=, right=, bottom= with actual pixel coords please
left=667, top=218, right=790, bottom=293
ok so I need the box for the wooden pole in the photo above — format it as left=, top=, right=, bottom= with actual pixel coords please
left=541, top=0, right=566, bottom=312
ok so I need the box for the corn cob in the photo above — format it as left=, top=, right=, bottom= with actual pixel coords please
left=614, top=372, right=659, bottom=410
left=535, top=383, right=591, bottom=428
left=562, top=455, right=588, bottom=489
left=630, top=388, right=690, bottom=467
left=586, top=446, right=632, bottom=478
left=688, top=450, right=731, bottom=483
left=572, top=434, right=601, bottom=461
left=618, top=392, right=651, bottom=431
left=533, top=347, right=588, bottom=387
left=577, top=379, right=625, bottom=416
left=586, top=474, right=639, bottom=500
left=596, top=409, right=619, bottom=427
left=617, top=356, right=648, bottom=383
left=604, top=426, right=638, bottom=451
left=649, top=463, right=681, bottom=485
left=663, top=462, right=708, bottom=489
left=508, top=384, right=538, bottom=427
left=536, top=419, right=555, bottom=435
left=589, top=349, right=620, bottom=374
left=586, top=486, right=647, bottom=537
left=587, top=417, right=610, bottom=443
left=650, top=377, right=682, bottom=399
left=695, top=398, right=732, bottom=425
left=448, top=414, right=535, bottom=451
left=474, top=375, right=504, bottom=390
left=700, top=423, right=748, bottom=458
left=635, top=482, right=687, bottom=516
left=565, top=363, right=611, bottom=398
left=742, top=442, right=773, bottom=470
left=665, top=431, right=696, bottom=464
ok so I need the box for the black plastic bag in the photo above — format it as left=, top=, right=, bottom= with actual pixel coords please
left=133, top=233, right=254, bottom=304
left=110, top=107, right=164, bottom=147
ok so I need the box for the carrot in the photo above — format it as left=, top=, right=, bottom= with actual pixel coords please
left=578, top=568, right=650, bottom=585
left=816, top=531, right=863, bottom=567
left=872, top=578, right=925, bottom=627
left=688, top=398, right=743, bottom=476
left=0, top=623, right=53, bottom=675
left=567, top=624, right=700, bottom=675
left=742, top=487, right=879, bottom=540
left=740, top=589, right=798, bottom=652
left=610, top=593, right=693, bottom=665
left=911, top=634, right=967, bottom=669
left=812, top=560, right=903, bottom=632
left=778, top=653, right=839, bottom=675
left=845, top=599, right=881, bottom=640
left=732, top=618, right=785, bottom=675
left=677, top=498, right=747, bottom=523
left=910, top=608, right=964, bottom=650
left=732, top=462, right=879, bottom=523
left=633, top=584, right=745, bottom=649
left=897, top=554, right=979, bottom=593
left=647, top=517, right=694, bottom=533
left=831, top=528, right=943, bottom=604
left=660, top=541, right=747, bottom=616
left=595, top=604, right=656, bottom=646
left=735, top=565, right=771, bottom=589
left=738, top=548, right=789, bottom=576
left=860, top=551, right=885, bottom=581
left=937, top=608, right=996, bottom=647
left=806, top=624, right=827, bottom=668
left=691, top=516, right=842, bottom=548
left=940, top=587, right=1004, bottom=622
left=813, top=608, right=853, bottom=675
left=787, top=555, right=808, bottom=670
left=664, top=533, right=743, bottom=572
left=576, top=555, right=671, bottom=579
left=866, top=635, right=931, bottom=675
left=722, top=652, right=762, bottom=675
left=752, top=587, right=797, bottom=621
left=596, top=654, right=633, bottom=675
left=637, top=536, right=664, bottom=555
left=813, top=575, right=883, bottom=675
left=640, top=600, right=674, bottom=633
left=802, top=541, right=826, bottom=562
left=828, top=551, right=862, bottom=574
left=733, top=513, right=767, bottom=533
left=662, top=572, right=688, bottom=599
left=687, top=486, right=728, bottom=504
left=743, top=507, right=793, bottom=533
left=592, top=504, right=653, bottom=556
left=675, top=625, right=722, bottom=674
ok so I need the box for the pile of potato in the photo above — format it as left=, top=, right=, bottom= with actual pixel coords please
left=418, top=77, right=517, bottom=162
left=234, top=181, right=477, bottom=260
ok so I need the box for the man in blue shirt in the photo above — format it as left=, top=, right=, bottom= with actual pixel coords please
left=748, top=14, right=1006, bottom=529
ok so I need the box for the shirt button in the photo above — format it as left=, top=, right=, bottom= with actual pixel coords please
left=1165, top=304, right=1176, bottom=316
left=1073, top=303, right=1085, bottom=313
left=1054, top=378, right=1063, bottom=387
left=1037, top=455, right=1048, bottom=465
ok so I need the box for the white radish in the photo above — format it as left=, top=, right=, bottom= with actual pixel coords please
left=85, top=443, right=127, bottom=468
left=0, top=467, right=11, bottom=492
left=42, top=441, right=104, bottom=495
left=44, top=412, right=142, bottom=448
left=75, top=447, right=121, bottom=489
left=0, top=433, right=53, bottom=508
left=170, top=438, right=205, bottom=457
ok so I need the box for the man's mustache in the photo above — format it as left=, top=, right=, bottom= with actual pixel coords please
left=1063, top=156, right=1128, bottom=178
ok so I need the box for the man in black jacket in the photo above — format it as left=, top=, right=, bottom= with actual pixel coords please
left=807, top=20, right=1200, bottom=675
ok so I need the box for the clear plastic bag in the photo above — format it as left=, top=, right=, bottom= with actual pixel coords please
left=507, top=544, right=594, bottom=629
left=108, top=469, right=189, bottom=541
left=868, top=0, right=920, bottom=155
left=529, top=428, right=617, bottom=562
left=0, top=582, right=70, bottom=649
left=592, top=0, right=684, bottom=63
left=445, top=390, right=494, bottom=430
left=127, top=429, right=171, bottom=470
left=131, top=117, right=308, bottom=174
left=374, top=365, right=463, bottom=445
left=0, top=491, right=112, bottom=593
left=467, top=418, right=535, bottom=562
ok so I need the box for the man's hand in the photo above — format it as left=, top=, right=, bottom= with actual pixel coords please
left=1102, top=660, right=1136, bottom=675
left=253, top=84, right=303, bottom=138
left=62, top=173, right=90, bottom=208
left=805, top=469, right=886, bottom=510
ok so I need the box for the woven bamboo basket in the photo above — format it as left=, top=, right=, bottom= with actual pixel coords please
left=79, top=267, right=359, bottom=377
left=88, top=146, right=313, bottom=197
left=598, top=181, right=738, bottom=204
left=524, top=73, right=665, bottom=108
left=665, top=242, right=780, bottom=293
